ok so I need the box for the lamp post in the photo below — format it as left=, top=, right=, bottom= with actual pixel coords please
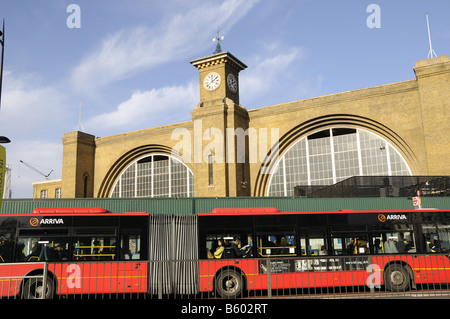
left=0, top=19, right=8, bottom=208
left=0, top=19, right=5, bottom=111
left=0, top=19, right=9, bottom=145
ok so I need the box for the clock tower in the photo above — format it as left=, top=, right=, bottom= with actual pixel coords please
left=190, top=51, right=247, bottom=107
left=190, top=50, right=250, bottom=197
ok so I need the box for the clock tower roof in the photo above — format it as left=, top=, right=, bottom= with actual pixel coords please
left=190, top=51, right=247, bottom=71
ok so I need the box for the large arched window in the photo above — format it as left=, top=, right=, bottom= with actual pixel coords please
left=268, top=128, right=411, bottom=196
left=110, top=154, right=193, bottom=198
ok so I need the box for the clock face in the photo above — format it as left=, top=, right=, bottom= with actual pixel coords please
left=227, top=73, right=237, bottom=93
left=203, top=72, right=221, bottom=91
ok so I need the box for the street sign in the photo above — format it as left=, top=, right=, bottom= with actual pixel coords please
left=413, top=196, right=421, bottom=208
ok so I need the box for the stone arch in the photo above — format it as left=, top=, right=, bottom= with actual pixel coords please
left=97, top=144, right=189, bottom=198
left=253, top=114, right=418, bottom=196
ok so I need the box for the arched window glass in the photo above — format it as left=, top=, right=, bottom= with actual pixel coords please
left=110, top=154, right=193, bottom=198
left=268, top=128, right=411, bottom=196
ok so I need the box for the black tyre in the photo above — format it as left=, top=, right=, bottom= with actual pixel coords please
left=215, top=269, right=243, bottom=298
left=23, top=277, right=54, bottom=299
left=384, top=264, right=410, bottom=291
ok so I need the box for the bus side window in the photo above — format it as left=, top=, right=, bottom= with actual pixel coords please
left=0, top=239, right=14, bottom=262
left=372, top=230, right=416, bottom=254
left=331, top=233, right=369, bottom=255
left=300, top=228, right=327, bottom=256
left=206, top=233, right=253, bottom=259
left=73, top=236, right=117, bottom=261
left=256, top=233, right=296, bottom=257
left=436, top=223, right=450, bottom=252
left=0, top=219, right=17, bottom=262
left=423, top=223, right=450, bottom=253
left=120, top=229, right=143, bottom=260
left=17, top=237, right=69, bottom=262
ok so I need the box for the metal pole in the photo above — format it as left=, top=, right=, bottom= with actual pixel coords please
left=0, top=19, right=4, bottom=110
left=266, top=259, right=272, bottom=298
left=369, top=256, right=375, bottom=298
left=42, top=262, right=48, bottom=299
left=158, top=261, right=163, bottom=299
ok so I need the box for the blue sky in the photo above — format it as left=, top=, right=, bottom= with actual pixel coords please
left=0, top=0, right=449, bottom=198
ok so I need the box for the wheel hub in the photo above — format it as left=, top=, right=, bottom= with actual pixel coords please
left=225, top=278, right=237, bottom=290
left=390, top=270, right=405, bottom=285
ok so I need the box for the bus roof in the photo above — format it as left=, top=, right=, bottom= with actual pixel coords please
left=198, top=207, right=450, bottom=216
left=32, top=207, right=111, bottom=214
left=0, top=207, right=149, bottom=217
left=209, top=207, right=281, bottom=214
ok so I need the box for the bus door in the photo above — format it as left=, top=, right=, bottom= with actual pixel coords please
left=420, top=222, right=450, bottom=283
left=66, top=227, right=119, bottom=294
left=118, top=228, right=148, bottom=293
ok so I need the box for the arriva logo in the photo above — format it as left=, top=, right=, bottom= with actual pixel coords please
left=29, top=218, right=39, bottom=227
left=378, top=214, right=407, bottom=222
left=40, top=218, right=64, bottom=225
left=30, top=217, right=65, bottom=226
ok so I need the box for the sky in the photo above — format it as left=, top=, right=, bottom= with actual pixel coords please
left=0, top=0, right=449, bottom=198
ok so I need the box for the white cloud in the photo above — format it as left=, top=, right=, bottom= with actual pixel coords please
left=239, top=45, right=325, bottom=108
left=86, top=81, right=198, bottom=135
left=240, top=47, right=303, bottom=105
left=71, top=0, right=260, bottom=94
left=0, top=71, right=67, bottom=198
left=0, top=71, right=69, bottom=138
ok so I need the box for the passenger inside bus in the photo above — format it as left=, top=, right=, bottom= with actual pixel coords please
left=373, top=238, right=382, bottom=254
left=207, top=239, right=225, bottom=259
left=396, top=232, right=413, bottom=253
left=206, top=234, right=253, bottom=259
left=375, top=232, right=416, bottom=254
left=278, top=237, right=290, bottom=255
left=228, top=237, right=252, bottom=258
left=345, top=238, right=368, bottom=254
left=319, top=246, right=327, bottom=255
left=423, top=223, right=450, bottom=253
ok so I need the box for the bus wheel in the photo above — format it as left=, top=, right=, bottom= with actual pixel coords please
left=215, top=269, right=243, bottom=298
left=385, top=264, right=410, bottom=291
left=23, top=277, right=54, bottom=299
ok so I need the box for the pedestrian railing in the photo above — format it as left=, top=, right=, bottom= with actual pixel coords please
left=1, top=255, right=450, bottom=299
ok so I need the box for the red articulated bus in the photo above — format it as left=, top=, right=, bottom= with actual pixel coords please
left=2, top=206, right=450, bottom=298
left=197, top=207, right=450, bottom=298
left=0, top=207, right=149, bottom=299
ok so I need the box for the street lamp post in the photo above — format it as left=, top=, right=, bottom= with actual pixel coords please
left=0, top=19, right=9, bottom=144
left=0, top=19, right=9, bottom=208
left=0, top=19, right=5, bottom=112
left=0, top=19, right=9, bottom=146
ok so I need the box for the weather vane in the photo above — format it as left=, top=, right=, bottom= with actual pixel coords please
left=212, top=27, right=224, bottom=54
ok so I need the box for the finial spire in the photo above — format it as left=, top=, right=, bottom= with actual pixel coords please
left=426, top=13, right=437, bottom=59
left=212, top=27, right=224, bottom=54
left=77, top=100, right=85, bottom=132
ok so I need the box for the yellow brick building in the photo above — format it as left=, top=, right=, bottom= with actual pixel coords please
left=33, top=52, right=450, bottom=198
